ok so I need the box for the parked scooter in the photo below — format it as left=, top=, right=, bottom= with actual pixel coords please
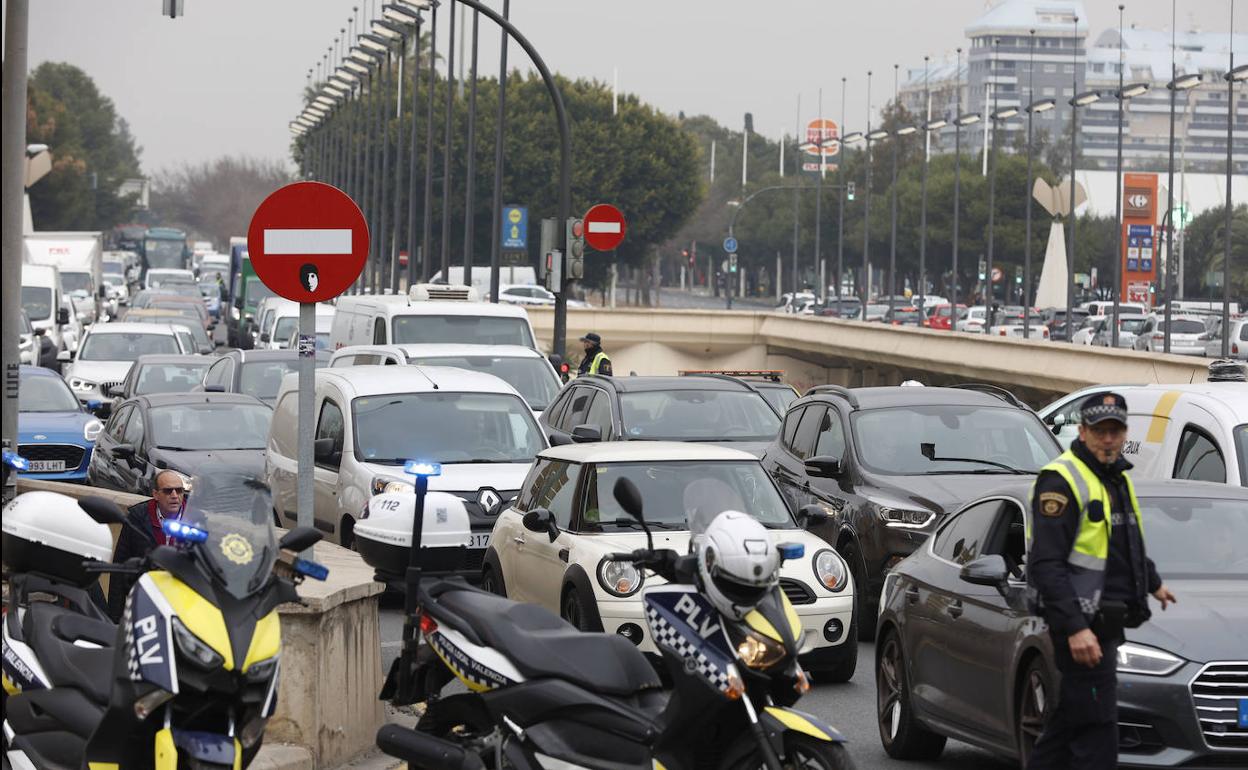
left=376, top=477, right=854, bottom=770
left=1, top=466, right=327, bottom=770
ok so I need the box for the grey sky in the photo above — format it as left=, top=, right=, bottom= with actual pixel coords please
left=23, top=1, right=1243, bottom=174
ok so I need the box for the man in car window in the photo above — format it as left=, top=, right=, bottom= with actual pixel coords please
left=1026, top=391, right=1176, bottom=770
left=106, top=469, right=189, bottom=619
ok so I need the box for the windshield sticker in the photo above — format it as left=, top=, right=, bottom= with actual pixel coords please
left=220, top=533, right=255, bottom=565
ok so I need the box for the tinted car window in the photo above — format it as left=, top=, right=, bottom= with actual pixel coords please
left=150, top=402, right=271, bottom=451
left=564, top=387, right=595, bottom=431
left=531, top=460, right=577, bottom=529
left=239, top=361, right=298, bottom=404
left=781, top=407, right=805, bottom=452
left=122, top=408, right=145, bottom=447
left=814, top=408, right=847, bottom=458
left=1174, top=427, right=1225, bottom=483
left=790, top=406, right=826, bottom=461
left=315, top=399, right=345, bottom=467
left=617, top=390, right=780, bottom=441
left=21, top=286, right=53, bottom=321
left=514, top=458, right=552, bottom=512
left=582, top=392, right=613, bottom=439
left=932, top=500, right=1003, bottom=564
left=136, top=363, right=211, bottom=395
left=107, top=405, right=132, bottom=441
left=352, top=392, right=543, bottom=465
left=413, top=355, right=560, bottom=411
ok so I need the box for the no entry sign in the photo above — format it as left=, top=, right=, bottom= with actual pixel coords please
left=583, top=203, right=626, bottom=252
left=246, top=182, right=369, bottom=303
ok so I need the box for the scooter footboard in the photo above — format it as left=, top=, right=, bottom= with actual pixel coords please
left=376, top=723, right=486, bottom=770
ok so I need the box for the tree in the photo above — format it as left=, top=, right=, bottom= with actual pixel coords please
left=1178, top=204, right=1248, bottom=301
left=150, top=156, right=292, bottom=247
left=26, top=62, right=143, bottom=231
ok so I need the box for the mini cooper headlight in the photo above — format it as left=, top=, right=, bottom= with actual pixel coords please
left=735, top=629, right=787, bottom=670
left=171, top=617, right=224, bottom=669
left=1117, top=642, right=1183, bottom=676
left=812, top=549, right=848, bottom=592
left=597, top=559, right=643, bottom=597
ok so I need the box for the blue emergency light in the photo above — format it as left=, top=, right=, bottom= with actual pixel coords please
left=163, top=518, right=209, bottom=544
left=403, top=460, right=442, bottom=477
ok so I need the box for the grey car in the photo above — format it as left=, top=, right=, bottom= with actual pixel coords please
left=1092, top=314, right=1148, bottom=349
left=874, top=479, right=1248, bottom=767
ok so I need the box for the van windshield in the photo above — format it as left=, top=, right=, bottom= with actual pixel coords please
left=21, top=286, right=53, bottom=321
left=392, top=315, right=535, bottom=347
left=352, top=391, right=543, bottom=464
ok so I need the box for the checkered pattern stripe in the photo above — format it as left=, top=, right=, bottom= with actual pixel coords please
left=122, top=594, right=142, bottom=681
left=1080, top=404, right=1127, bottom=424
left=428, top=632, right=508, bottom=691
left=645, top=606, right=732, bottom=694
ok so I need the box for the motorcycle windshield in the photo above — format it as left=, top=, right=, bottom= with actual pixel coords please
left=181, top=470, right=277, bottom=599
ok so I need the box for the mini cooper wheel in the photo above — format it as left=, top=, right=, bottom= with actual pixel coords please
left=876, top=630, right=946, bottom=760
left=480, top=566, right=506, bottom=597
left=561, top=587, right=595, bottom=631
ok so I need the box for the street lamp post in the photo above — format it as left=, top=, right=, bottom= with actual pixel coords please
left=862, top=70, right=875, bottom=308
left=1225, top=63, right=1247, bottom=357
left=887, top=123, right=915, bottom=317
left=837, top=77, right=848, bottom=302
left=1023, top=97, right=1054, bottom=337
left=1161, top=72, right=1202, bottom=349
left=920, top=114, right=946, bottom=304
left=952, top=108, right=981, bottom=320
left=986, top=105, right=1018, bottom=332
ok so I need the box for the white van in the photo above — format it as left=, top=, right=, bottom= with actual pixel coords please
left=21, top=263, right=68, bottom=357
left=1083, top=300, right=1146, bottom=318
left=328, top=343, right=561, bottom=415
left=1039, top=383, right=1248, bottom=486
left=432, top=266, right=537, bottom=295
left=330, top=284, right=539, bottom=351
left=266, top=366, right=547, bottom=553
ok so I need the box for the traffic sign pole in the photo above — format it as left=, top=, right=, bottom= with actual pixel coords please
left=297, top=301, right=315, bottom=544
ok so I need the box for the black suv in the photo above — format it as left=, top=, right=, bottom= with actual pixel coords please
left=538, top=374, right=782, bottom=456
left=759, top=384, right=1061, bottom=639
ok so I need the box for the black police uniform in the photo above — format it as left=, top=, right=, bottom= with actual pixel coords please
left=577, top=333, right=613, bottom=377
left=1027, top=437, right=1162, bottom=770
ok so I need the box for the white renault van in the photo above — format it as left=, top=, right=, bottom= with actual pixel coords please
left=21, top=263, right=68, bottom=357
left=266, top=366, right=547, bottom=561
left=330, top=284, right=539, bottom=351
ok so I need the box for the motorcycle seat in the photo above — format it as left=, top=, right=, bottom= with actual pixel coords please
left=23, top=601, right=116, bottom=705
left=427, top=583, right=661, bottom=697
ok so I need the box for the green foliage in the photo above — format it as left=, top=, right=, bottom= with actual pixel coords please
left=26, top=62, right=143, bottom=231
left=1178, top=204, right=1248, bottom=298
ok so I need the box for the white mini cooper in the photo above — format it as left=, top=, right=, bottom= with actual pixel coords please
left=484, top=442, right=859, bottom=681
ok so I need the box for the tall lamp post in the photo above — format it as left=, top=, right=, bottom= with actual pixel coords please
left=951, top=109, right=981, bottom=316
left=885, top=124, right=916, bottom=315
left=1224, top=63, right=1247, bottom=357
left=1110, top=79, right=1151, bottom=345
left=1021, top=97, right=1053, bottom=337
left=837, top=131, right=863, bottom=308
left=985, top=105, right=1018, bottom=332
left=1066, top=89, right=1100, bottom=341
left=919, top=115, right=946, bottom=303
left=1162, top=72, right=1202, bottom=350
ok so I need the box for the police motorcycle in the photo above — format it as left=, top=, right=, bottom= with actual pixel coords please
left=1, top=466, right=328, bottom=770
left=375, top=476, right=854, bottom=770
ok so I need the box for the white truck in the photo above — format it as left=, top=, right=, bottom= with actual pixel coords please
left=24, top=232, right=105, bottom=325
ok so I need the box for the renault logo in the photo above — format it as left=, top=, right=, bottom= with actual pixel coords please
left=478, top=488, right=502, bottom=514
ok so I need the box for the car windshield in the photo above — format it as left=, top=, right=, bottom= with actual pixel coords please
left=583, top=460, right=794, bottom=532
left=21, top=286, right=53, bottom=321
left=414, top=355, right=559, bottom=411
left=103, top=274, right=124, bottom=286
left=149, top=402, right=272, bottom=450
left=149, top=304, right=202, bottom=320
left=130, top=316, right=210, bottom=349
left=1159, top=319, right=1205, bottom=334
left=392, top=315, right=535, bottom=347
left=239, top=360, right=298, bottom=403
left=272, top=316, right=297, bottom=345
left=61, top=273, right=93, bottom=294
left=136, top=362, right=211, bottom=395
left=181, top=471, right=276, bottom=600
left=144, top=239, right=185, bottom=270
left=1136, top=495, right=1248, bottom=577
left=1120, top=318, right=1147, bottom=332
left=618, top=389, right=781, bottom=441
left=352, top=391, right=543, bottom=464
left=79, top=332, right=179, bottom=361
left=19, top=373, right=80, bottom=412
left=102, top=261, right=125, bottom=276
left=852, top=404, right=1059, bottom=475
left=938, top=306, right=968, bottom=319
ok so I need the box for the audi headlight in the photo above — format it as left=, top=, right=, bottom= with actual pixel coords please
left=370, top=475, right=412, bottom=496
left=735, top=629, right=787, bottom=670
left=877, top=505, right=935, bottom=529
left=1117, top=642, right=1183, bottom=676
left=812, top=549, right=848, bottom=592
left=597, top=558, right=643, bottom=597
left=170, top=617, right=224, bottom=669
left=69, top=377, right=97, bottom=393
left=83, top=419, right=104, bottom=442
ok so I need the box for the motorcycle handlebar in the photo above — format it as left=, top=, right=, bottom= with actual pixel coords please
left=83, top=558, right=144, bottom=575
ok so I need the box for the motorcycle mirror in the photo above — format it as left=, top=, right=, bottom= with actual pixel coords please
left=612, top=477, right=644, bottom=522
left=280, top=526, right=323, bottom=553
left=78, top=496, right=127, bottom=525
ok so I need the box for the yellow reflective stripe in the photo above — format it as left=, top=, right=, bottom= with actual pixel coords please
left=764, top=707, right=832, bottom=741
left=780, top=590, right=802, bottom=640
left=233, top=737, right=243, bottom=770
left=2, top=673, right=19, bottom=695
left=87, top=764, right=120, bottom=770
left=242, top=611, right=281, bottom=673
left=745, top=609, right=783, bottom=642
left=147, top=571, right=234, bottom=671
left=1146, top=390, right=1181, bottom=443
left=154, top=727, right=177, bottom=770
left=652, top=762, right=668, bottom=770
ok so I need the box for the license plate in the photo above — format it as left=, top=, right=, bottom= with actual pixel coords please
left=27, top=460, right=66, bottom=472
left=1239, top=698, right=1248, bottom=729
left=469, top=533, right=491, bottom=549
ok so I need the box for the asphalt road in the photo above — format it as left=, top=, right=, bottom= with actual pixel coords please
left=378, top=599, right=1014, bottom=770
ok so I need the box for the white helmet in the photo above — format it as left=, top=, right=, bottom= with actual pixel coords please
left=696, top=511, right=780, bottom=620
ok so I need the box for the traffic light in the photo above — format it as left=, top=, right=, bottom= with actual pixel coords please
left=567, top=218, right=585, bottom=280
left=1015, top=265, right=1023, bottom=285
left=978, top=258, right=987, bottom=281
left=846, top=181, right=856, bottom=201
left=728, top=253, right=738, bottom=273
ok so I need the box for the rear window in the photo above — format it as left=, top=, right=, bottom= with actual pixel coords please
left=392, top=315, right=534, bottom=347
left=1161, top=319, right=1205, bottom=334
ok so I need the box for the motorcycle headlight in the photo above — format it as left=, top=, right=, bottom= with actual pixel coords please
left=69, top=377, right=97, bottom=393
left=812, top=549, right=848, bottom=592
left=83, top=419, right=104, bottom=442
left=735, top=629, right=787, bottom=670
left=596, top=558, right=643, bottom=597
left=171, top=617, right=224, bottom=669
left=877, top=505, right=934, bottom=529
left=1117, top=642, right=1183, bottom=676
left=370, top=475, right=412, bottom=496
left=245, top=656, right=279, bottom=683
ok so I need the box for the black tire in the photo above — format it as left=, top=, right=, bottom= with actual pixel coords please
left=811, top=612, right=858, bottom=684
left=840, top=540, right=874, bottom=642
left=339, top=517, right=356, bottom=551
left=726, top=733, right=856, bottom=770
left=561, top=587, right=594, bottom=631
left=480, top=565, right=506, bottom=597
left=1015, top=655, right=1052, bottom=767
left=876, top=630, right=946, bottom=760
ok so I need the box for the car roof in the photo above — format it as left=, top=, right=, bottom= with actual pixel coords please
left=579, top=375, right=756, bottom=394
left=539, top=441, right=758, bottom=464
left=962, top=478, right=1248, bottom=506
left=396, top=343, right=544, bottom=359
left=136, top=391, right=266, bottom=408
left=311, top=364, right=521, bottom=396
left=85, top=322, right=178, bottom=336
left=132, top=355, right=210, bottom=366
left=800, top=385, right=1017, bottom=410
left=335, top=295, right=528, bottom=318
left=1052, top=383, right=1248, bottom=417
left=19, top=364, right=61, bottom=378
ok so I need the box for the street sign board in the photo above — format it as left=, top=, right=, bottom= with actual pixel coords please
left=802, top=118, right=839, bottom=174
left=583, top=203, right=626, bottom=251
left=723, top=236, right=738, bottom=253
left=502, top=205, right=528, bottom=251
left=246, top=181, right=369, bottom=303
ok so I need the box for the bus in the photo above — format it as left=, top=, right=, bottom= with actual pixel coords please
left=140, top=227, right=190, bottom=275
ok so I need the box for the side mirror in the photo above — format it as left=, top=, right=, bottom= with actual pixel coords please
left=98, top=285, right=107, bottom=298
left=548, top=431, right=572, bottom=447
left=57, top=350, right=73, bottom=362
left=204, top=384, right=226, bottom=392
left=33, top=327, right=46, bottom=337
left=313, top=437, right=338, bottom=462
left=521, top=508, right=559, bottom=543
left=198, top=345, right=212, bottom=355
left=279, top=526, right=323, bottom=552
left=114, top=443, right=136, bottom=461
left=57, top=308, right=70, bottom=325
left=260, top=333, right=270, bottom=343
left=78, top=496, right=127, bottom=525
left=214, top=339, right=226, bottom=348
left=1050, top=413, right=1067, bottom=435
left=207, top=323, right=216, bottom=331
left=570, top=424, right=602, bottom=444
left=106, top=384, right=125, bottom=398
left=959, top=554, right=1009, bottom=591
left=612, top=477, right=644, bottom=522
left=796, top=504, right=829, bottom=530
left=803, top=455, right=842, bottom=478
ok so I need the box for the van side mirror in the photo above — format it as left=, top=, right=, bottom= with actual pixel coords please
left=57, top=350, right=73, bottom=362
left=521, top=508, right=560, bottom=543
left=796, top=504, right=829, bottom=530
left=803, top=455, right=842, bottom=478
left=570, top=424, right=601, bottom=444
left=260, top=333, right=270, bottom=343
left=960, top=554, right=1009, bottom=592
left=57, top=307, right=70, bottom=325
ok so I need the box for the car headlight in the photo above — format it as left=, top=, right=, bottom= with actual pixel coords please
left=170, top=617, right=224, bottom=669
left=735, top=628, right=787, bottom=670
left=83, top=419, right=104, bottom=442
left=812, top=549, right=848, bottom=592
left=69, top=377, right=97, bottom=393
left=877, top=505, right=935, bottom=529
left=370, top=476, right=413, bottom=496
left=1117, top=642, right=1183, bottom=676
left=597, top=558, right=643, bottom=597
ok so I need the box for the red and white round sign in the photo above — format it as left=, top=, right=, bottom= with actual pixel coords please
left=246, top=182, right=369, bottom=303
left=583, top=203, right=626, bottom=252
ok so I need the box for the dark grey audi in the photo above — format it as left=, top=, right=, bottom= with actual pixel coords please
left=874, top=479, right=1248, bottom=768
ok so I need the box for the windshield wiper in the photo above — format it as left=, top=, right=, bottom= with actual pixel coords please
left=924, top=468, right=1031, bottom=476
left=152, top=445, right=195, bottom=451
left=920, top=442, right=1028, bottom=474
left=608, top=519, right=683, bottom=530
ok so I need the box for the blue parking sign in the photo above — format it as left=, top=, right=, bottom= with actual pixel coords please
left=502, top=205, right=528, bottom=251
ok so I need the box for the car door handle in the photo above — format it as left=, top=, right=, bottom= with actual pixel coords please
left=905, top=585, right=920, bottom=604
left=558, top=548, right=569, bottom=563
left=947, top=599, right=964, bottom=619
left=513, top=536, right=525, bottom=545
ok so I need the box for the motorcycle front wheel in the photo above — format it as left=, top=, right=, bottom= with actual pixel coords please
left=730, top=734, right=856, bottom=770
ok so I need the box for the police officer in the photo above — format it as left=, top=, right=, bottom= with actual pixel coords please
left=577, top=332, right=612, bottom=376
left=1027, top=391, right=1176, bottom=770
